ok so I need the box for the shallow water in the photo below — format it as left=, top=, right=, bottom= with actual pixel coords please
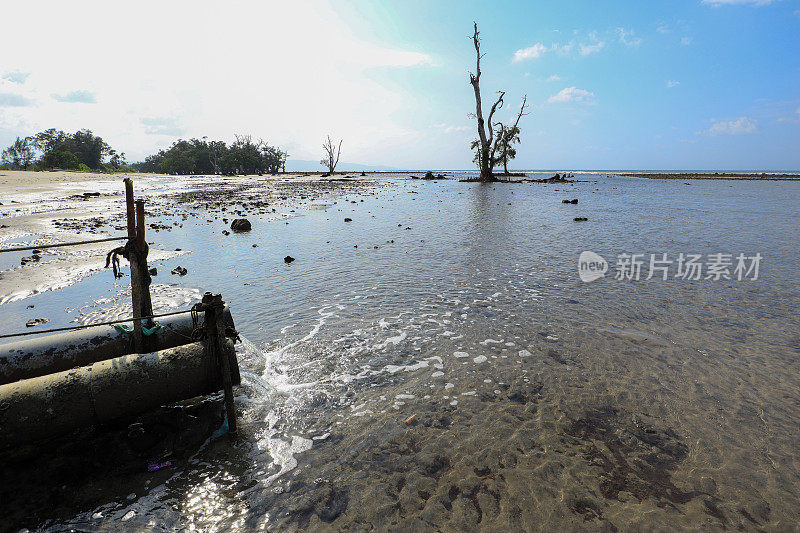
left=2, top=174, right=800, bottom=531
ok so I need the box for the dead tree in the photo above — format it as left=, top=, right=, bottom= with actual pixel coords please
left=469, top=23, right=530, bottom=181
left=469, top=23, right=506, bottom=182
left=320, top=135, right=342, bottom=175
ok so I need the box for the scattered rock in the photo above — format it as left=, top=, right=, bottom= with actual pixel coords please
left=231, top=218, right=252, bottom=232
left=26, top=304, right=34, bottom=309
left=171, top=266, right=188, bottom=276
left=284, top=255, right=295, bottom=263
left=562, top=199, right=578, bottom=204
left=574, top=217, right=588, bottom=222
left=344, top=217, right=352, bottom=222
left=222, top=230, right=230, bottom=236
left=21, top=254, right=40, bottom=266
left=252, top=244, right=258, bottom=248
left=26, top=318, right=49, bottom=328
left=148, top=267, right=158, bottom=276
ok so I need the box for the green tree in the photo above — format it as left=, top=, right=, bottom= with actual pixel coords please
left=37, top=150, right=79, bottom=170
left=1, top=137, right=35, bottom=169
left=262, top=144, right=288, bottom=174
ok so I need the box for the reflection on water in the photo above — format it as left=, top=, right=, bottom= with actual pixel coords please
left=3, top=174, right=800, bottom=530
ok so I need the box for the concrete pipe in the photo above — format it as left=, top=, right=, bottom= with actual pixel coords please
left=0, top=307, right=236, bottom=386
left=0, top=338, right=240, bottom=449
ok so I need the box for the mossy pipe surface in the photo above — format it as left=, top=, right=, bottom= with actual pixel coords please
left=0, top=307, right=235, bottom=385
left=0, top=338, right=239, bottom=450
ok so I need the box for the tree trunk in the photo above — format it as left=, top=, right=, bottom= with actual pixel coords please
left=470, top=23, right=500, bottom=183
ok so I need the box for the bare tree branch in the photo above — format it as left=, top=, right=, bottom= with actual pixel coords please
left=321, top=135, right=343, bottom=174
left=486, top=90, right=505, bottom=146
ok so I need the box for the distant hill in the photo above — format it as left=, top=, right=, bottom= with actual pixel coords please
left=284, top=159, right=401, bottom=172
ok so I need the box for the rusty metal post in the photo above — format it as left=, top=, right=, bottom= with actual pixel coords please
left=124, top=178, right=143, bottom=351
left=203, top=293, right=237, bottom=435
left=134, top=199, right=153, bottom=322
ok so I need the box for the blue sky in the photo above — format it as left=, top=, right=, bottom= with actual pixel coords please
left=1, top=0, right=798, bottom=170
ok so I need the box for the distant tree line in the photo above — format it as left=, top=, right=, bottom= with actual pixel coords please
left=1, top=130, right=289, bottom=176
left=134, top=135, right=288, bottom=175
left=1, top=128, right=126, bottom=171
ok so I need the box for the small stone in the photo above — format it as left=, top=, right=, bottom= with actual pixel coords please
left=231, top=218, right=251, bottom=232
left=284, top=255, right=295, bottom=263
left=344, top=217, right=352, bottom=222
left=222, top=230, right=230, bottom=236
left=574, top=217, right=588, bottom=222
left=171, top=266, right=188, bottom=276
left=26, top=318, right=49, bottom=327
left=148, top=267, right=158, bottom=276
left=404, top=414, right=418, bottom=426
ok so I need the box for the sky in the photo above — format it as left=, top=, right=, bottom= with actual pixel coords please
left=0, top=0, right=798, bottom=170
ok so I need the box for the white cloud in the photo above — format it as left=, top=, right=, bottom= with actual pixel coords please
left=617, top=28, right=642, bottom=47
left=681, top=37, right=693, bottom=45
left=0, top=0, right=435, bottom=163
left=657, top=24, right=672, bottom=34
left=667, top=80, right=680, bottom=88
left=141, top=117, right=185, bottom=136
left=434, top=123, right=471, bottom=134
left=703, top=0, right=777, bottom=5
left=53, top=90, right=97, bottom=103
left=546, top=74, right=561, bottom=82
left=552, top=42, right=575, bottom=55
left=548, top=86, right=595, bottom=104
left=579, top=35, right=605, bottom=56
left=699, top=117, right=759, bottom=136
left=513, top=43, right=547, bottom=62
left=0, top=93, right=34, bottom=107
left=2, top=71, right=30, bottom=84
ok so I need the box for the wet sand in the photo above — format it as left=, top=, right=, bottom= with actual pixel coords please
left=0, top=170, right=385, bottom=307
left=616, top=171, right=800, bottom=180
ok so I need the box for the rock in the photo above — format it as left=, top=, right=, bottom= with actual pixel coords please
left=222, top=230, right=230, bottom=236
left=148, top=267, right=158, bottom=276
left=344, top=217, right=352, bottom=222
left=171, top=266, right=188, bottom=276
left=21, top=254, right=40, bottom=265
left=404, top=414, right=418, bottom=426
left=26, top=318, right=49, bottom=328
left=284, top=255, right=295, bottom=263
left=562, top=199, right=578, bottom=204
left=574, top=217, right=588, bottom=222
left=231, top=218, right=251, bottom=232
left=361, top=172, right=366, bottom=176
left=424, top=171, right=435, bottom=180
left=26, top=304, right=34, bottom=309
left=252, top=244, right=258, bottom=247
